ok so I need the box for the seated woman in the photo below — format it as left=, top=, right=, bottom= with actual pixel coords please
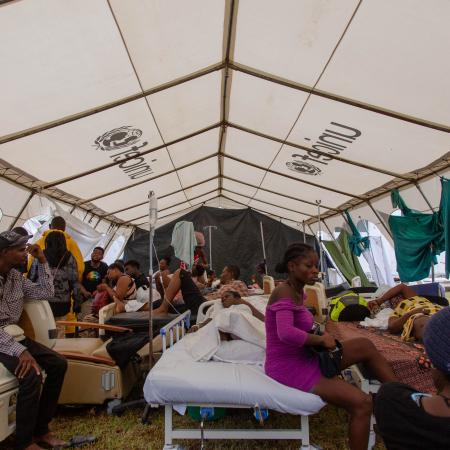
left=368, top=284, right=442, bottom=341
left=374, top=306, right=450, bottom=450
left=152, top=264, right=248, bottom=317
left=94, top=263, right=137, bottom=314
left=265, top=243, right=397, bottom=450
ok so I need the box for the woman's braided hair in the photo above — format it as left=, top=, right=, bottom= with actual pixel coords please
left=275, top=243, right=315, bottom=273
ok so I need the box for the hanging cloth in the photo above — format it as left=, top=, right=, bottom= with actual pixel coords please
left=388, top=189, right=443, bottom=282
left=323, top=230, right=370, bottom=287
left=171, top=221, right=196, bottom=269
left=344, top=211, right=370, bottom=257
left=438, top=177, right=450, bottom=278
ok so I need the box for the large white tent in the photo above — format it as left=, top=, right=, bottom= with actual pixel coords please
left=1, top=0, right=449, bottom=249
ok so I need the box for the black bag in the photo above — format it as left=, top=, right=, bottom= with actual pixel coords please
left=309, top=324, right=344, bottom=378
left=106, top=332, right=149, bottom=368
left=311, top=340, right=343, bottom=378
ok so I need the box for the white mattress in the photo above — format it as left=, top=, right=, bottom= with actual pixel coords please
left=144, top=340, right=325, bottom=416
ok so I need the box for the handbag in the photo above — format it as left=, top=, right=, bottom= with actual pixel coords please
left=309, top=324, right=344, bottom=378
left=311, top=340, right=343, bottom=378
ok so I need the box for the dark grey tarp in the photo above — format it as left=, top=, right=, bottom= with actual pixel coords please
left=124, top=206, right=314, bottom=283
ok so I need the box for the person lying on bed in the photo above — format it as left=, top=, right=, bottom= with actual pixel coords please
left=189, top=291, right=265, bottom=334
left=152, top=264, right=248, bottom=317
left=368, top=284, right=442, bottom=341
left=265, top=243, right=397, bottom=450
left=374, top=306, right=450, bottom=450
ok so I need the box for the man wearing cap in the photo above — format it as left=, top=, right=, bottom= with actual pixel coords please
left=0, top=231, right=67, bottom=450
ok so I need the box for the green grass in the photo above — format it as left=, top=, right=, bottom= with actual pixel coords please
left=1, top=404, right=386, bottom=449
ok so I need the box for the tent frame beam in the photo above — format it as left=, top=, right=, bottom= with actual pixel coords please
left=221, top=187, right=315, bottom=218
left=222, top=174, right=340, bottom=212
left=227, top=122, right=413, bottom=182
left=223, top=153, right=361, bottom=200
left=308, top=163, right=450, bottom=226
left=105, top=175, right=219, bottom=217
left=125, top=188, right=219, bottom=224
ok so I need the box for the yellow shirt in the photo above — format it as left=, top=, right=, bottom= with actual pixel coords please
left=391, top=296, right=442, bottom=341
left=28, top=230, right=84, bottom=280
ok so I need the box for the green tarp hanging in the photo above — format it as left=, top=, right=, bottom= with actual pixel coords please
left=323, top=229, right=371, bottom=287
left=344, top=210, right=370, bottom=257
left=388, top=178, right=450, bottom=282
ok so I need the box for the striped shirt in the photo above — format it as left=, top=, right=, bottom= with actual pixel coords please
left=0, top=262, right=54, bottom=357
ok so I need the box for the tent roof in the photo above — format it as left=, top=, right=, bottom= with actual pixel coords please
left=1, top=0, right=449, bottom=234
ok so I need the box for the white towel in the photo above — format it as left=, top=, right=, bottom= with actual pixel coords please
left=359, top=307, right=394, bottom=330
left=184, top=305, right=266, bottom=363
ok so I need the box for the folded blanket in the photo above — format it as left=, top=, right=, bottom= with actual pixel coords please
left=184, top=304, right=266, bottom=363
left=359, top=307, right=394, bottom=330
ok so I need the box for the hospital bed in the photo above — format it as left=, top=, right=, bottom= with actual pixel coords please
left=144, top=313, right=326, bottom=449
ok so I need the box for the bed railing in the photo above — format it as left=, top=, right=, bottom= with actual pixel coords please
left=160, top=310, right=191, bottom=352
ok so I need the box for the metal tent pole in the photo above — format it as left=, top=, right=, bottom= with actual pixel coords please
left=302, top=221, right=306, bottom=243
left=203, top=225, right=217, bottom=271
left=260, top=221, right=268, bottom=275
left=316, top=201, right=328, bottom=287
left=148, top=191, right=157, bottom=370
left=359, top=217, right=381, bottom=286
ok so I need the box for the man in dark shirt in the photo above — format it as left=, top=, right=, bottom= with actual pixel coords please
left=80, top=247, right=108, bottom=299
left=124, top=260, right=150, bottom=290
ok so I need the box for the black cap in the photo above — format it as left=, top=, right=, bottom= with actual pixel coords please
left=0, top=230, right=32, bottom=250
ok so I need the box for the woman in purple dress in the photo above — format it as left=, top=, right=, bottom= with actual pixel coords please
left=265, top=243, right=397, bottom=450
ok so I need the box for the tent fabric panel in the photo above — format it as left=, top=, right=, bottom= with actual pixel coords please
left=0, top=99, right=164, bottom=183
left=260, top=172, right=352, bottom=208
left=58, top=147, right=173, bottom=199
left=184, top=179, right=220, bottom=200
left=234, top=0, right=359, bottom=86
left=228, top=71, right=309, bottom=139
left=224, top=127, right=282, bottom=168
left=223, top=158, right=266, bottom=187
left=203, top=197, right=247, bottom=210
left=110, top=0, right=224, bottom=90
left=288, top=96, right=450, bottom=174
left=270, top=144, right=393, bottom=195
left=168, top=128, right=219, bottom=168
left=176, top=157, right=218, bottom=187
left=93, top=172, right=182, bottom=212
left=0, top=180, right=31, bottom=232
left=317, top=0, right=450, bottom=125
left=248, top=198, right=310, bottom=223
left=0, top=0, right=140, bottom=137
left=253, top=189, right=319, bottom=217
left=222, top=179, right=258, bottom=198
left=146, top=71, right=222, bottom=142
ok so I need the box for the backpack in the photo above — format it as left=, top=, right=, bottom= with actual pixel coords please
left=329, top=292, right=370, bottom=322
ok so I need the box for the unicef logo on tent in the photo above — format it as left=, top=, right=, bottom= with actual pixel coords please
left=286, top=161, right=322, bottom=176
left=94, top=126, right=143, bottom=151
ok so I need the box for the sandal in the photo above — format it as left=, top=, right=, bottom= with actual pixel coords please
left=54, top=436, right=97, bottom=449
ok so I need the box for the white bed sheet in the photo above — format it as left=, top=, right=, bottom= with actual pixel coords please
left=144, top=340, right=325, bottom=416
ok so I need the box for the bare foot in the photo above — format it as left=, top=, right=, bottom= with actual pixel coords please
left=35, top=432, right=67, bottom=447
